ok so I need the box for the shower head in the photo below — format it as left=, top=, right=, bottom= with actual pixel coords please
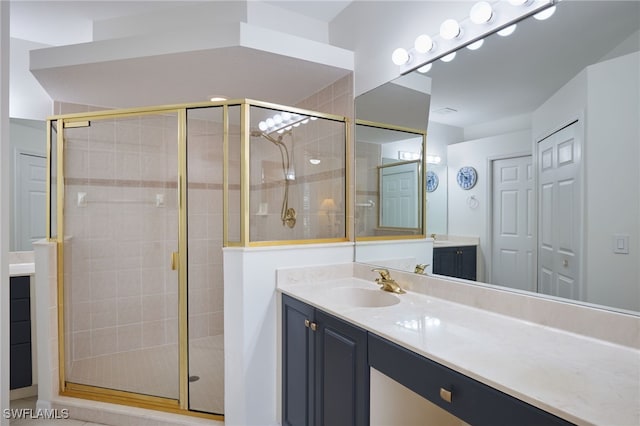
left=251, top=129, right=284, bottom=147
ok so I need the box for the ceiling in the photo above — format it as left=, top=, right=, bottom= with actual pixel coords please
left=12, top=0, right=355, bottom=109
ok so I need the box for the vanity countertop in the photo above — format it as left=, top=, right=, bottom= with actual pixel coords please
left=277, top=274, right=639, bottom=426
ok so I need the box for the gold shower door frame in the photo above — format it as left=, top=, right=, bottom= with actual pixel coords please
left=46, top=99, right=350, bottom=419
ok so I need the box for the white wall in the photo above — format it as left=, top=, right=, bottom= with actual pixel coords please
left=584, top=52, right=639, bottom=311
left=447, top=129, right=532, bottom=282
left=223, top=243, right=353, bottom=426
left=355, top=239, right=433, bottom=274
left=10, top=38, right=52, bottom=120
left=1, top=2, right=11, bottom=424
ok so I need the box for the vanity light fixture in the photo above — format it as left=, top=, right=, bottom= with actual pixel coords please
left=440, top=52, right=457, bottom=63
left=417, top=63, right=432, bottom=73
left=258, top=111, right=313, bottom=135
left=392, top=47, right=411, bottom=65
left=398, top=151, right=420, bottom=161
left=426, top=155, right=442, bottom=164
left=440, top=19, right=462, bottom=40
left=414, top=34, right=435, bottom=53
left=497, top=24, right=517, bottom=36
left=466, top=39, right=485, bottom=50
left=309, top=158, right=321, bottom=165
left=533, top=5, right=556, bottom=20
left=470, top=2, right=493, bottom=25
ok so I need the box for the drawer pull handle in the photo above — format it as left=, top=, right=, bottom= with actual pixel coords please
left=304, top=319, right=310, bottom=328
left=310, top=322, right=318, bottom=331
left=440, top=388, right=452, bottom=403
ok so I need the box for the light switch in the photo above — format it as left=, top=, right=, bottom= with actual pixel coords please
left=613, top=234, right=630, bottom=254
left=156, top=194, right=165, bottom=208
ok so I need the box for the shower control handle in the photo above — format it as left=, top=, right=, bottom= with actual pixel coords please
left=171, top=252, right=179, bottom=270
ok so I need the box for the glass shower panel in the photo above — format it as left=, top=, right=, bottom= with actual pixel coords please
left=226, top=105, right=242, bottom=244
left=62, top=113, right=180, bottom=400
left=186, top=107, right=224, bottom=414
left=249, top=105, right=346, bottom=242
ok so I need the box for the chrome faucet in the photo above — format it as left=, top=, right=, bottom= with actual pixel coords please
left=372, top=268, right=406, bottom=294
left=414, top=264, right=429, bottom=274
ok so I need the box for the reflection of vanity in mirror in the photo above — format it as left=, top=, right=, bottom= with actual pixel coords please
left=355, top=0, right=639, bottom=314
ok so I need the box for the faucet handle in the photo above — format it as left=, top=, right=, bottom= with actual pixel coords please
left=414, top=264, right=430, bottom=274
left=372, top=268, right=391, bottom=280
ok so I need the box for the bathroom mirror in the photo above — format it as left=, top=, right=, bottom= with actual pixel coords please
left=354, top=0, right=640, bottom=314
left=354, top=74, right=430, bottom=240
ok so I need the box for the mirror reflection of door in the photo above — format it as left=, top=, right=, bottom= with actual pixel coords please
left=379, top=161, right=420, bottom=228
left=491, top=154, right=534, bottom=292
left=15, top=152, right=47, bottom=251
left=537, top=121, right=582, bottom=300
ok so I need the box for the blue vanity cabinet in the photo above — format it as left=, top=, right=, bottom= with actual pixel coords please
left=282, top=294, right=369, bottom=426
left=433, top=246, right=477, bottom=281
left=368, top=334, right=574, bottom=426
left=10, top=276, right=33, bottom=390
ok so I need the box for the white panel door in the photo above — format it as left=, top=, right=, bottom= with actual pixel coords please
left=537, top=121, right=582, bottom=300
left=380, top=162, right=419, bottom=228
left=16, top=153, right=47, bottom=251
left=492, top=155, right=534, bottom=291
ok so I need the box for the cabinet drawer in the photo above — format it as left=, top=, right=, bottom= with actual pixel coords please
left=10, top=276, right=30, bottom=300
left=10, top=299, right=31, bottom=322
left=369, top=334, right=572, bottom=426
left=10, top=321, right=31, bottom=345
left=10, top=343, right=32, bottom=390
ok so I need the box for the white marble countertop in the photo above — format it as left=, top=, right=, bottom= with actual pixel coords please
left=278, top=275, right=640, bottom=426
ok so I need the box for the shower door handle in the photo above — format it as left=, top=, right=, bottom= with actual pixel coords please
left=171, top=252, right=179, bottom=270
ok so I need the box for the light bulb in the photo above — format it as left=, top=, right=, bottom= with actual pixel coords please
left=440, top=52, right=457, bottom=63
left=534, top=6, right=556, bottom=20
left=258, top=121, right=268, bottom=131
left=508, top=0, right=529, bottom=5
left=414, top=34, right=434, bottom=53
left=417, top=63, right=432, bottom=73
left=266, top=118, right=275, bottom=128
left=497, top=24, right=516, bottom=37
left=392, top=47, right=410, bottom=65
left=466, top=39, right=484, bottom=50
left=273, top=114, right=283, bottom=124
left=302, top=119, right=309, bottom=124
left=440, top=19, right=461, bottom=40
left=470, top=2, right=493, bottom=24
left=309, top=158, right=321, bottom=165
left=281, top=112, right=292, bottom=122
left=310, top=117, right=318, bottom=121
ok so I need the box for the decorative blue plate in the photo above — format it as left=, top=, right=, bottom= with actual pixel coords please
left=456, top=166, right=477, bottom=190
left=426, top=170, right=439, bottom=193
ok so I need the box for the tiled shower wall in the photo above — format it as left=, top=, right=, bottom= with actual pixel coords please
left=56, top=103, right=224, bottom=370
left=247, top=73, right=354, bottom=242
left=63, top=113, right=181, bottom=365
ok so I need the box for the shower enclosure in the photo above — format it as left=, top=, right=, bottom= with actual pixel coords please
left=47, top=100, right=348, bottom=418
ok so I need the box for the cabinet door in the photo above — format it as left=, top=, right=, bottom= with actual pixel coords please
left=459, top=247, right=477, bottom=281
left=315, top=310, right=369, bottom=426
left=433, top=247, right=458, bottom=277
left=10, top=343, right=32, bottom=390
left=282, top=294, right=315, bottom=426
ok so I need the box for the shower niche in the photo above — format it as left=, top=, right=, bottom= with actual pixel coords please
left=47, top=100, right=348, bottom=419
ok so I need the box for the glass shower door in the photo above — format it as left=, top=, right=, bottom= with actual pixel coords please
left=62, top=112, right=181, bottom=401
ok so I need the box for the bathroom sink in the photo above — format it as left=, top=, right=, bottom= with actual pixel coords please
left=328, top=287, right=401, bottom=308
